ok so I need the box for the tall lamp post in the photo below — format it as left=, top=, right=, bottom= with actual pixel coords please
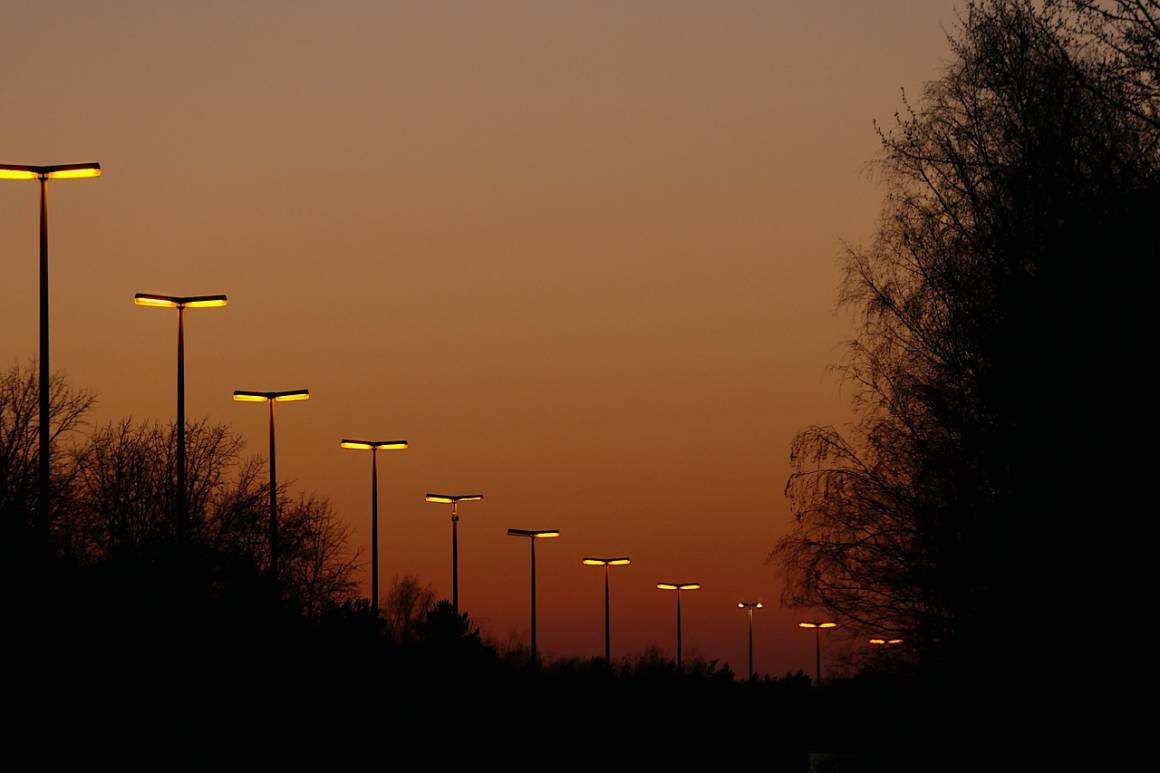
left=737, top=601, right=764, bottom=680
left=798, top=621, right=838, bottom=687
left=233, top=389, right=310, bottom=579
left=657, top=582, right=701, bottom=670
left=134, top=293, right=228, bottom=543
left=340, top=439, right=409, bottom=616
left=425, top=494, right=483, bottom=615
left=507, top=528, right=560, bottom=664
left=1, top=162, right=101, bottom=534
left=582, top=557, right=630, bottom=663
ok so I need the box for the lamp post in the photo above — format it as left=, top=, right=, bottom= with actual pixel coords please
left=797, top=621, right=838, bottom=687
left=657, top=582, right=701, bottom=670
left=737, top=601, right=764, bottom=680
left=1, top=162, right=101, bottom=534
left=425, top=494, right=483, bottom=615
left=582, top=557, right=631, bottom=663
left=507, top=528, right=560, bottom=664
left=233, top=389, right=309, bottom=579
left=868, top=637, right=904, bottom=648
left=340, top=439, right=408, bottom=616
left=134, top=293, right=227, bottom=543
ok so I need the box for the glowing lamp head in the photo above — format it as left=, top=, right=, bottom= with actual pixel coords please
left=507, top=528, right=560, bottom=539
left=341, top=439, right=408, bottom=450
left=738, top=601, right=764, bottom=610
left=658, top=582, right=700, bottom=591
left=425, top=494, right=483, bottom=503
left=135, top=293, right=227, bottom=309
left=1, top=162, right=101, bottom=180
left=583, top=557, right=631, bottom=567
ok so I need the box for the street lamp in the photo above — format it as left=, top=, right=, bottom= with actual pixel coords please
left=233, top=389, right=310, bottom=579
left=425, top=494, right=483, bottom=615
left=582, top=557, right=631, bottom=663
left=134, top=293, right=227, bottom=543
left=737, top=601, right=764, bottom=680
left=507, top=528, right=560, bottom=664
left=797, top=621, right=838, bottom=687
left=868, top=638, right=904, bottom=647
left=340, top=439, right=409, bottom=616
left=657, top=582, right=701, bottom=670
left=1, top=162, right=101, bottom=534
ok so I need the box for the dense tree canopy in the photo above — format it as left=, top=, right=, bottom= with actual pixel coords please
left=774, top=0, right=1158, bottom=685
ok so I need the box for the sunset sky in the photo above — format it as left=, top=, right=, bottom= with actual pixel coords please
left=1, top=1, right=963, bottom=676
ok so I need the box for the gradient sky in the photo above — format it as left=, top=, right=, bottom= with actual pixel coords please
left=1, top=1, right=962, bottom=676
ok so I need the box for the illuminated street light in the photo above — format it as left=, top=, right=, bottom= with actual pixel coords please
left=657, top=582, right=701, bottom=669
left=133, top=293, right=227, bottom=542
left=798, top=621, right=839, bottom=687
left=425, top=494, right=483, bottom=615
left=868, top=638, right=905, bottom=647
left=507, top=528, right=560, bottom=664
left=737, top=601, right=764, bottom=680
left=582, top=557, right=631, bottom=662
left=1, top=162, right=101, bottom=533
left=233, top=389, right=310, bottom=578
left=340, top=439, right=408, bottom=615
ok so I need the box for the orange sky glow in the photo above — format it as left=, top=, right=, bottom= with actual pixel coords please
left=1, top=1, right=962, bottom=676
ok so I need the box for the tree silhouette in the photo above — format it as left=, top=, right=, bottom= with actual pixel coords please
left=0, top=361, right=95, bottom=546
left=773, top=0, right=1158, bottom=684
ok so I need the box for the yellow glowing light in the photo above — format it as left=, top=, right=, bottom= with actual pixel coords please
left=376, top=441, right=408, bottom=450
left=798, top=622, right=818, bottom=629
left=45, top=166, right=102, bottom=180
left=657, top=584, right=679, bottom=590
left=819, top=622, right=838, bottom=629
left=232, top=392, right=268, bottom=402
left=183, top=298, right=228, bottom=308
left=134, top=295, right=180, bottom=308
left=0, top=169, right=38, bottom=180
left=533, top=531, right=560, bottom=539
left=273, top=391, right=309, bottom=402
left=888, top=639, right=904, bottom=645
left=341, top=441, right=374, bottom=450
left=608, top=559, right=630, bottom=566
left=869, top=638, right=886, bottom=645
left=426, top=495, right=454, bottom=503
left=679, top=584, right=701, bottom=591
left=583, top=559, right=605, bottom=566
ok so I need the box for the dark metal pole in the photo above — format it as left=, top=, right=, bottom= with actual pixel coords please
left=747, top=609, right=754, bottom=680
left=603, top=564, right=611, bottom=663
left=451, top=501, right=459, bottom=615
left=176, top=306, right=186, bottom=545
left=38, top=176, right=50, bottom=537
left=371, top=448, right=379, bottom=616
left=268, top=399, right=278, bottom=580
left=815, top=627, right=821, bottom=687
left=531, top=536, right=538, bottom=663
left=676, top=590, right=683, bottom=670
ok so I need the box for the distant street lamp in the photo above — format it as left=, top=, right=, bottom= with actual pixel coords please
left=340, top=439, right=409, bottom=615
left=507, top=528, right=560, bottom=663
left=798, top=621, right=838, bottom=687
left=1, top=162, right=101, bottom=533
left=582, top=557, right=631, bottom=662
left=657, top=582, right=701, bottom=670
left=425, top=494, right=484, bottom=615
left=233, top=389, right=310, bottom=579
left=868, top=637, right=904, bottom=648
left=134, top=293, right=228, bottom=542
left=737, top=601, right=764, bottom=680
